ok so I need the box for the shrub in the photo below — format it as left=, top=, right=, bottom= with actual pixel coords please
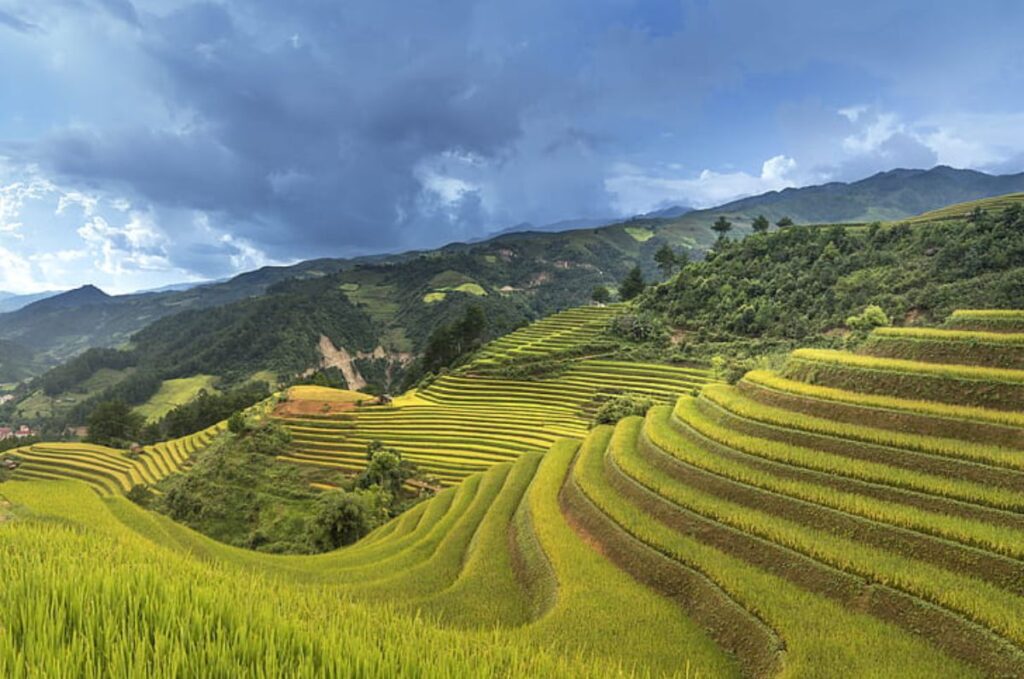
left=845, top=305, right=891, bottom=332
left=126, top=483, right=155, bottom=506
left=227, top=411, right=247, bottom=434
left=593, top=394, right=655, bottom=425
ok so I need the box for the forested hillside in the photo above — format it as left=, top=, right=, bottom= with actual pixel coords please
left=638, top=197, right=1024, bottom=349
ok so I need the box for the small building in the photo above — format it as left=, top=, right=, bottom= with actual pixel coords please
left=15, top=425, right=33, bottom=439
left=0, top=427, right=12, bottom=440
left=64, top=426, right=89, bottom=440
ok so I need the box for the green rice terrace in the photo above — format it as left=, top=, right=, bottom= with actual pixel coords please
left=273, top=305, right=718, bottom=484
left=3, top=422, right=226, bottom=495
left=4, top=308, right=1024, bottom=676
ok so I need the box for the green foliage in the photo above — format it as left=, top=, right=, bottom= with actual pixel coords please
left=592, top=393, right=655, bottom=425
left=305, top=489, right=388, bottom=550
left=618, top=267, right=646, bottom=301
left=0, top=481, right=614, bottom=678
left=86, top=400, right=145, bottom=447
left=151, top=382, right=271, bottom=441
left=710, top=355, right=758, bottom=384
left=35, top=348, right=136, bottom=396
left=126, top=483, right=155, bottom=505
left=132, top=277, right=378, bottom=383
left=845, top=304, right=891, bottom=332
left=641, top=204, right=1024, bottom=343
left=751, top=214, right=770, bottom=233
left=653, top=244, right=680, bottom=278
left=775, top=215, right=794, bottom=228
left=608, top=311, right=666, bottom=343
left=358, top=441, right=419, bottom=496
left=711, top=215, right=733, bottom=236
left=591, top=285, right=611, bottom=304
left=414, top=305, right=487, bottom=379
left=227, top=411, right=247, bottom=434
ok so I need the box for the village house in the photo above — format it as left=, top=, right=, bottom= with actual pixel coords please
left=0, top=425, right=35, bottom=440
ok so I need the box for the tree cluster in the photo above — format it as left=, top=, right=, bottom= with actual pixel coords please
left=640, top=204, right=1024, bottom=342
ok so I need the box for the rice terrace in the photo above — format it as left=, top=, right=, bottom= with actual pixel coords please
left=3, top=2, right=1024, bottom=677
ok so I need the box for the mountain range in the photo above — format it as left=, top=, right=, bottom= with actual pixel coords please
left=2, top=164, right=1023, bottom=384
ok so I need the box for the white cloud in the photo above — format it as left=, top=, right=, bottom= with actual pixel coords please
left=0, top=246, right=42, bottom=293
left=918, top=112, right=1024, bottom=168
left=761, top=154, right=797, bottom=182
left=605, top=154, right=798, bottom=213
left=219, top=232, right=277, bottom=271
left=193, top=212, right=282, bottom=272
left=77, top=210, right=173, bottom=275
left=838, top=105, right=868, bottom=123
left=842, top=112, right=902, bottom=154
left=56, top=191, right=99, bottom=217
left=829, top=106, right=1024, bottom=174
left=0, top=170, right=56, bottom=236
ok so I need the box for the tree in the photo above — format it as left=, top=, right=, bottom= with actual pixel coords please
left=775, top=216, right=794, bottom=228
left=654, top=244, right=679, bottom=278
left=227, top=411, right=247, bottom=434
left=305, top=491, right=376, bottom=550
left=422, top=305, right=487, bottom=374
left=618, top=267, right=646, bottom=301
left=593, top=393, right=655, bottom=425
left=359, top=441, right=418, bottom=495
left=591, top=285, right=611, bottom=304
left=845, top=304, right=891, bottom=332
left=86, top=400, right=144, bottom=447
left=751, top=214, right=770, bottom=233
left=711, top=215, right=733, bottom=238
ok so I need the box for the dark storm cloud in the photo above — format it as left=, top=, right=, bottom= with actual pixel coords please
left=6, top=0, right=1024, bottom=273
left=22, top=0, right=567, bottom=258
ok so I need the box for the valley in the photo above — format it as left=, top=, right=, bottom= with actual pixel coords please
left=3, top=192, right=1024, bottom=677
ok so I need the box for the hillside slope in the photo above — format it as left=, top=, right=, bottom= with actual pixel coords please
left=5, top=166, right=1022, bottom=380
left=5, top=309, right=1024, bottom=676
left=639, top=193, right=1024, bottom=345
left=659, top=166, right=1024, bottom=236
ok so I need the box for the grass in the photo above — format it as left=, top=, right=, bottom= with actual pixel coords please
left=743, top=368, right=1024, bottom=430
left=423, top=282, right=487, bottom=303
left=648, top=405, right=1024, bottom=560
left=0, top=481, right=630, bottom=678
left=134, top=375, right=219, bottom=422
left=575, top=418, right=981, bottom=679
left=702, top=383, right=1024, bottom=471
left=903, top=193, right=1024, bottom=224
left=676, top=396, right=1024, bottom=512
left=275, top=305, right=716, bottom=482
left=452, top=282, right=487, bottom=296
left=8, top=304, right=1024, bottom=676
left=4, top=422, right=226, bottom=495
left=624, top=226, right=655, bottom=242
left=786, top=347, right=1024, bottom=410
left=287, top=385, right=369, bottom=403
left=621, top=416, right=1024, bottom=650
left=521, top=437, right=734, bottom=676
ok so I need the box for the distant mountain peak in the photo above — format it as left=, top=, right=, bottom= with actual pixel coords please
left=14, top=284, right=111, bottom=315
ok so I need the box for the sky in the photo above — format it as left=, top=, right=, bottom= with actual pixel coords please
left=1, top=1, right=1024, bottom=294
